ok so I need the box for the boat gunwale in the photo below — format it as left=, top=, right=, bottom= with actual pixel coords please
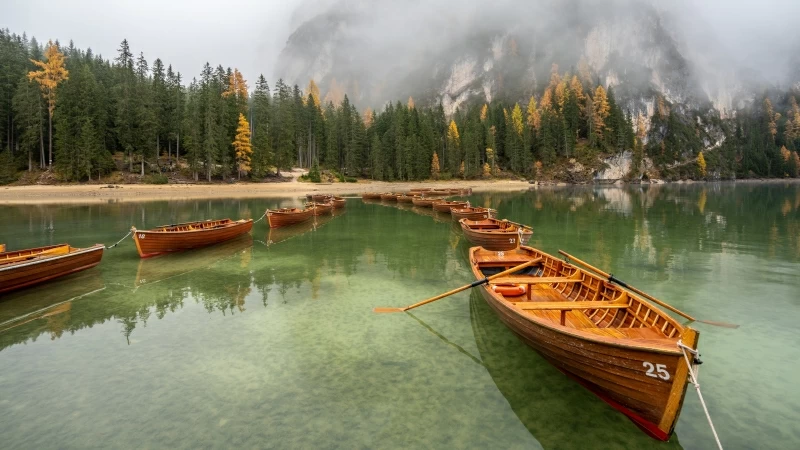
left=0, top=244, right=105, bottom=272
left=134, top=219, right=253, bottom=235
left=469, top=246, right=687, bottom=356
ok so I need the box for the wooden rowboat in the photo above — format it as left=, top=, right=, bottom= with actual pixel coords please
left=411, top=197, right=436, bottom=207
left=132, top=218, right=253, bottom=258
left=459, top=218, right=532, bottom=251
left=469, top=245, right=700, bottom=440
left=397, top=194, right=417, bottom=203
left=331, top=197, right=346, bottom=208
left=361, top=192, right=382, bottom=200
left=307, top=202, right=333, bottom=216
left=432, top=200, right=469, bottom=213
left=409, top=188, right=431, bottom=193
left=0, top=244, right=5, bottom=252
left=451, top=206, right=496, bottom=221
left=267, top=207, right=314, bottom=228
left=0, top=243, right=104, bottom=294
left=380, top=193, right=399, bottom=201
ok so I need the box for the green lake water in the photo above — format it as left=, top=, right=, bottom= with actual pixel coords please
left=1, top=183, right=799, bottom=449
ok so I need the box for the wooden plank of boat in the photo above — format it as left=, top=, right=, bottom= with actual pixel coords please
left=459, top=218, right=533, bottom=251
left=469, top=245, right=700, bottom=441
left=307, top=202, right=333, bottom=216
left=0, top=244, right=5, bottom=252
left=331, top=197, right=346, bottom=208
left=361, top=192, right=382, bottom=200
left=451, top=207, right=496, bottom=221
left=0, top=244, right=104, bottom=294
left=411, top=197, right=436, bottom=207
left=312, top=194, right=331, bottom=202
left=432, top=200, right=469, bottom=213
left=397, top=194, right=418, bottom=203
left=131, top=218, right=253, bottom=258
left=409, top=188, right=431, bottom=193
left=267, top=207, right=314, bottom=228
left=380, top=193, right=399, bottom=201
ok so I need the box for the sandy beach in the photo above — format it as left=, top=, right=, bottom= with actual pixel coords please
left=0, top=179, right=531, bottom=205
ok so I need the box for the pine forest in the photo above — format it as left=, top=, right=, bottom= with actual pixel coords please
left=1, top=30, right=799, bottom=185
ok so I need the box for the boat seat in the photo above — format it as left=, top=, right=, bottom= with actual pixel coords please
left=490, top=276, right=581, bottom=285
left=511, top=301, right=629, bottom=326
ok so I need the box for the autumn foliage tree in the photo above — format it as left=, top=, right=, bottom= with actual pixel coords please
left=697, top=151, right=707, bottom=178
left=431, top=152, right=440, bottom=179
left=233, top=113, right=252, bottom=179
left=28, top=40, right=68, bottom=168
left=592, top=85, right=610, bottom=145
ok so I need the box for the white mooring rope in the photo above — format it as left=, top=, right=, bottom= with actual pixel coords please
left=252, top=211, right=268, bottom=224
left=106, top=230, right=132, bottom=249
left=678, top=340, right=723, bottom=450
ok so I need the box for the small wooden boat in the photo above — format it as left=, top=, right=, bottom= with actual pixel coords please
left=426, top=189, right=450, bottom=197
left=451, top=206, right=496, bottom=221
left=469, top=245, right=700, bottom=440
left=459, top=218, right=533, bottom=251
left=132, top=218, right=253, bottom=258
left=0, top=243, right=104, bottom=294
left=312, top=194, right=331, bottom=202
left=380, top=193, right=399, bottom=201
left=268, top=207, right=314, bottom=228
left=331, top=197, right=346, bottom=208
left=0, top=244, right=5, bottom=252
left=409, top=188, right=431, bottom=193
left=307, top=202, right=333, bottom=216
left=397, top=194, right=417, bottom=203
left=432, top=200, right=469, bottom=213
left=362, top=192, right=382, bottom=200
left=412, top=197, right=437, bottom=207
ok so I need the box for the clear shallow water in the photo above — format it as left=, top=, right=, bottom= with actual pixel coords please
left=0, top=183, right=798, bottom=449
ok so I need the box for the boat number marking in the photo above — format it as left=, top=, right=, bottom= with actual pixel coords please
left=509, top=238, right=515, bottom=244
left=139, top=234, right=145, bottom=239
left=643, top=362, right=670, bottom=380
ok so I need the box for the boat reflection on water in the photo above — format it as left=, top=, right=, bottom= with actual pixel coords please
left=266, top=210, right=344, bottom=246
left=468, top=290, right=684, bottom=449
left=0, top=269, right=105, bottom=335
left=134, top=234, right=253, bottom=287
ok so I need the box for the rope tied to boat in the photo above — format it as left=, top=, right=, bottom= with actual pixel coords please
left=252, top=210, right=268, bottom=224
left=677, top=340, right=723, bottom=450
left=105, top=230, right=132, bottom=249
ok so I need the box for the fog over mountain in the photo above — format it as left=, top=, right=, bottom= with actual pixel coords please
left=274, top=0, right=800, bottom=115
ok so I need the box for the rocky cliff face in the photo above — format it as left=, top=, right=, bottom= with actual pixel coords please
left=275, top=0, right=752, bottom=128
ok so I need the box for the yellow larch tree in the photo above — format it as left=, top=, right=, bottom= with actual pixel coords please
left=480, top=103, right=488, bottom=122
left=223, top=68, right=248, bottom=114
left=569, top=75, right=585, bottom=104
left=526, top=96, right=540, bottom=130
left=306, top=79, right=321, bottom=107
left=764, top=98, right=780, bottom=142
left=407, top=96, right=415, bottom=109
left=233, top=113, right=253, bottom=179
left=657, top=95, right=669, bottom=118
left=28, top=40, right=69, bottom=168
left=592, top=85, right=610, bottom=140
left=363, top=107, right=374, bottom=128
left=781, top=146, right=791, bottom=162
left=447, top=120, right=460, bottom=147
left=785, top=96, right=800, bottom=141
left=697, top=151, right=707, bottom=177
left=431, top=152, right=440, bottom=179
left=555, top=80, right=568, bottom=112
left=540, top=89, right=553, bottom=113
left=511, top=103, right=524, bottom=136
left=485, top=147, right=495, bottom=175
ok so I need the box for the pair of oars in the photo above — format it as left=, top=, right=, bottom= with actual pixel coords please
left=373, top=258, right=541, bottom=313
left=558, top=250, right=739, bottom=329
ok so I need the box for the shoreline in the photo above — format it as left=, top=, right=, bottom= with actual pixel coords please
left=1, top=178, right=797, bottom=205
left=0, top=180, right=531, bottom=205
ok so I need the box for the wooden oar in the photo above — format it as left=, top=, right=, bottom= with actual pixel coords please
left=374, top=258, right=542, bottom=314
left=558, top=250, right=739, bottom=329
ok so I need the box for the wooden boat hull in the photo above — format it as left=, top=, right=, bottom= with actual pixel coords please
left=310, top=203, right=333, bottom=216
left=469, top=246, right=699, bottom=441
left=397, top=195, right=416, bottom=203
left=361, top=193, right=382, bottom=200
left=380, top=193, right=399, bottom=201
left=311, top=194, right=331, bottom=202
left=133, top=219, right=253, bottom=258
left=0, top=244, right=5, bottom=252
left=460, top=218, right=532, bottom=251
left=411, top=197, right=436, bottom=207
left=267, top=208, right=314, bottom=228
left=331, top=198, right=346, bottom=208
left=0, top=244, right=104, bottom=294
left=432, top=201, right=469, bottom=213
left=451, top=207, right=496, bottom=221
